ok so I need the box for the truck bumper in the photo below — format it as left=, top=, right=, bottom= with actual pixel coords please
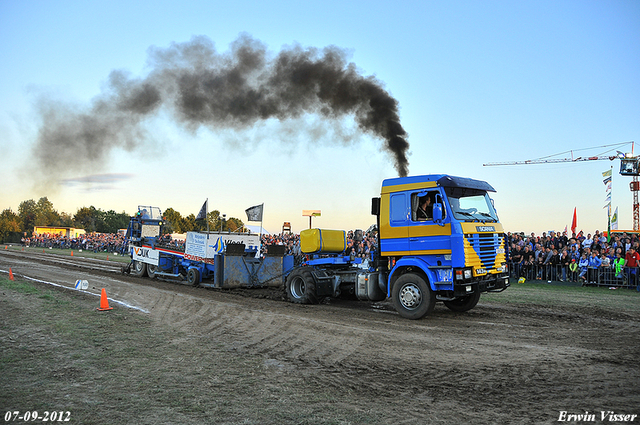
left=452, top=273, right=510, bottom=297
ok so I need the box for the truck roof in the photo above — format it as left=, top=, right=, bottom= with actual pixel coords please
left=381, top=174, right=496, bottom=193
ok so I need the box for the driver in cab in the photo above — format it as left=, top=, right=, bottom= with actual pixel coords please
left=416, top=195, right=433, bottom=221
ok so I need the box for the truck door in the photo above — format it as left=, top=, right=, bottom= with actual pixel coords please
left=408, top=190, right=451, bottom=255
left=379, top=192, right=410, bottom=255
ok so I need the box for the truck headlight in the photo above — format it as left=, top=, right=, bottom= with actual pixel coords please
left=455, top=268, right=473, bottom=280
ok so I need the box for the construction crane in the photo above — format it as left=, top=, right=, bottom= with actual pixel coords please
left=484, top=141, right=639, bottom=231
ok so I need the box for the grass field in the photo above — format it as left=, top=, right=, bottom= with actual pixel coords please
left=485, top=280, right=640, bottom=313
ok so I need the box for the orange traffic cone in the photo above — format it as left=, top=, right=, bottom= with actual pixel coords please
left=9, top=268, right=15, bottom=281
left=71, top=251, right=74, bottom=257
left=106, top=255, right=109, bottom=261
left=97, top=288, right=113, bottom=311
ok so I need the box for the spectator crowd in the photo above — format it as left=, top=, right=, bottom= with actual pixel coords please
left=260, top=227, right=378, bottom=265
left=23, top=227, right=379, bottom=260
left=22, top=232, right=127, bottom=253
left=507, top=230, right=640, bottom=288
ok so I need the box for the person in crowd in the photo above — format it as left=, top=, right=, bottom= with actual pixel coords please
left=536, top=249, right=546, bottom=280
left=587, top=251, right=602, bottom=284
left=624, top=246, right=640, bottom=288
left=611, top=251, right=626, bottom=288
left=569, top=259, right=578, bottom=282
left=511, top=244, right=523, bottom=278
left=521, top=245, right=534, bottom=281
left=548, top=248, right=560, bottom=282
left=578, top=253, right=589, bottom=284
left=560, top=249, right=571, bottom=281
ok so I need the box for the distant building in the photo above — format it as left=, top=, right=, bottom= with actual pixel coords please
left=33, top=226, right=86, bottom=238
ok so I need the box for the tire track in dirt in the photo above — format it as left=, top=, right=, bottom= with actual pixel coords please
left=147, top=290, right=370, bottom=365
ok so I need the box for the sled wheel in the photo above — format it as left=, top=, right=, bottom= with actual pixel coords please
left=131, top=260, right=147, bottom=278
left=186, top=268, right=200, bottom=286
left=147, top=264, right=158, bottom=279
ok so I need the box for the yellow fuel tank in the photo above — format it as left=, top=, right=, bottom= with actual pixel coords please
left=300, top=229, right=346, bottom=254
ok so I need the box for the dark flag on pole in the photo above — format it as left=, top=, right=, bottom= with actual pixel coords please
left=245, top=204, right=263, bottom=222
left=196, top=200, right=208, bottom=221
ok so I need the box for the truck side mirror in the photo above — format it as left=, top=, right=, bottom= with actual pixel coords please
left=433, top=203, right=444, bottom=225
left=371, top=197, right=380, bottom=215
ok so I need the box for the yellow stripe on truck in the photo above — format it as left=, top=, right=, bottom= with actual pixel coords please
left=381, top=181, right=437, bottom=194
left=383, top=249, right=452, bottom=256
left=381, top=223, right=452, bottom=239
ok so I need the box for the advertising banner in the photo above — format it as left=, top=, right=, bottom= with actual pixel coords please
left=132, top=246, right=159, bottom=265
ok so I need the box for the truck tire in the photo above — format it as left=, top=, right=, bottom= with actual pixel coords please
left=443, top=291, right=481, bottom=312
left=286, top=268, right=322, bottom=304
left=147, top=264, right=158, bottom=279
left=131, top=260, right=147, bottom=278
left=391, top=273, right=435, bottom=319
left=186, top=268, right=200, bottom=286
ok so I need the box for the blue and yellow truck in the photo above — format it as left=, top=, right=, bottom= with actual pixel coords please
left=285, top=174, right=509, bottom=319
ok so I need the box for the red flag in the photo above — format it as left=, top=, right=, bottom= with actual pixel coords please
left=571, top=208, right=577, bottom=235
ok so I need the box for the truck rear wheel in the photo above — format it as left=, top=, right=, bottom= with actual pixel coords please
left=392, top=273, right=435, bottom=319
left=131, top=260, right=147, bottom=278
left=443, top=291, right=481, bottom=312
left=286, top=268, right=322, bottom=304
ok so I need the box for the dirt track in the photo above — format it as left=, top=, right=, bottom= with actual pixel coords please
left=2, top=249, right=639, bottom=424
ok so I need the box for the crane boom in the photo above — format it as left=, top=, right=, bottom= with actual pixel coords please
left=483, top=155, right=618, bottom=166
left=482, top=141, right=638, bottom=231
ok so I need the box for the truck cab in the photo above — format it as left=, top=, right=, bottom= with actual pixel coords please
left=375, top=174, right=509, bottom=318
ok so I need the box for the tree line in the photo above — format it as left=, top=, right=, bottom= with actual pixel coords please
left=0, top=197, right=245, bottom=243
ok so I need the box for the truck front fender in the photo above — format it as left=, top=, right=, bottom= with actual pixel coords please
left=388, top=257, right=435, bottom=296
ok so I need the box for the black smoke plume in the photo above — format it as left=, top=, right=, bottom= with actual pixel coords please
left=34, top=34, right=409, bottom=178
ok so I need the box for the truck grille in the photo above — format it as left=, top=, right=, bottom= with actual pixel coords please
left=464, top=233, right=503, bottom=271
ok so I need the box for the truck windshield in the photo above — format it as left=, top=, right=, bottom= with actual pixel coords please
left=444, top=188, right=499, bottom=222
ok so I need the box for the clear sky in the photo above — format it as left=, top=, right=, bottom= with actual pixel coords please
left=1, top=0, right=639, bottom=235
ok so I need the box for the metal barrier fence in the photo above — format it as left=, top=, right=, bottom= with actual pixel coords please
left=508, top=261, right=640, bottom=289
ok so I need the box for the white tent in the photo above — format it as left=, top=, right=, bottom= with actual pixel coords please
left=245, top=225, right=270, bottom=234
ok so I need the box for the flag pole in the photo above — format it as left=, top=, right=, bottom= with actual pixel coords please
left=259, top=203, right=264, bottom=243
left=607, top=167, right=612, bottom=242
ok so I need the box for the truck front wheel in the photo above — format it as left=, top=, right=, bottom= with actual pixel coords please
left=392, top=273, right=435, bottom=319
left=286, top=268, right=322, bottom=304
left=443, top=291, right=481, bottom=312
